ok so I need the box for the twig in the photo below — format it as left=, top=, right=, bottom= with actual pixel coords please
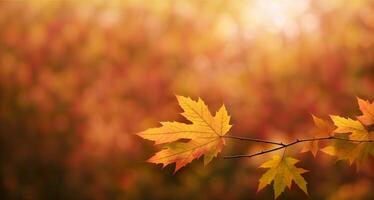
left=223, top=136, right=374, bottom=159
left=222, top=135, right=285, bottom=146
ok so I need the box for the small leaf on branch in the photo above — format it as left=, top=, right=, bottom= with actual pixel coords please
left=321, top=133, right=356, bottom=161
left=301, top=115, right=334, bottom=157
left=326, top=111, right=374, bottom=169
left=257, top=155, right=308, bottom=199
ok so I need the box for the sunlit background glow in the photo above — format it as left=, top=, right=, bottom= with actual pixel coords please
left=243, top=0, right=316, bottom=36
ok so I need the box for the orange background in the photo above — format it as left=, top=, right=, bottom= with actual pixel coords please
left=1, top=0, right=374, bottom=199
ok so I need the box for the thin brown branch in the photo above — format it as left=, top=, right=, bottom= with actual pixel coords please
left=222, top=135, right=285, bottom=146
left=223, top=136, right=374, bottom=159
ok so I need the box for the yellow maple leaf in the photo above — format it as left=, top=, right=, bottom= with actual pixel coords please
left=258, top=155, right=308, bottom=199
left=322, top=115, right=374, bottom=169
left=357, top=97, right=374, bottom=126
left=301, top=115, right=334, bottom=157
left=330, top=115, right=366, bottom=134
left=137, top=95, right=232, bottom=172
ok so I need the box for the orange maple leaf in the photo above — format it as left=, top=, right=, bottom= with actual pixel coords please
left=301, top=115, right=334, bottom=157
left=137, top=96, right=232, bottom=172
left=357, top=97, right=374, bottom=126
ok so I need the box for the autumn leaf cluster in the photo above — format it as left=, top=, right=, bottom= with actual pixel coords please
left=322, top=98, right=374, bottom=169
left=138, top=96, right=374, bottom=199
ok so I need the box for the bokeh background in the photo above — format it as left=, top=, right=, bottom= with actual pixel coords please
left=1, top=0, right=374, bottom=199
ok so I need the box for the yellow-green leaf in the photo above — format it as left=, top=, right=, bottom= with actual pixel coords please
left=330, top=115, right=366, bottom=134
left=258, top=155, right=308, bottom=199
left=322, top=131, right=373, bottom=169
left=321, top=133, right=355, bottom=161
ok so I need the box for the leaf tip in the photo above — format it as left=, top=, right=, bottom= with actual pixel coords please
left=135, top=131, right=144, bottom=138
left=356, top=96, right=365, bottom=103
left=175, top=94, right=184, bottom=101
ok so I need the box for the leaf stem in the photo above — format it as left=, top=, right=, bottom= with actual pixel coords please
left=223, top=136, right=374, bottom=159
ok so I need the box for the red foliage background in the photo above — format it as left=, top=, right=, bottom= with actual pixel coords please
left=1, top=0, right=374, bottom=199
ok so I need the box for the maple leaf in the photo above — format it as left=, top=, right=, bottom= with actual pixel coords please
left=137, top=95, right=232, bottom=172
left=322, top=115, right=374, bottom=169
left=330, top=115, right=366, bottom=134
left=301, top=115, right=334, bottom=157
left=357, top=97, right=374, bottom=126
left=258, top=155, right=308, bottom=199
left=321, top=134, right=374, bottom=169
left=321, top=133, right=356, bottom=162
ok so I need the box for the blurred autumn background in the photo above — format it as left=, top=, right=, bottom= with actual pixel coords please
left=1, top=0, right=374, bottom=199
